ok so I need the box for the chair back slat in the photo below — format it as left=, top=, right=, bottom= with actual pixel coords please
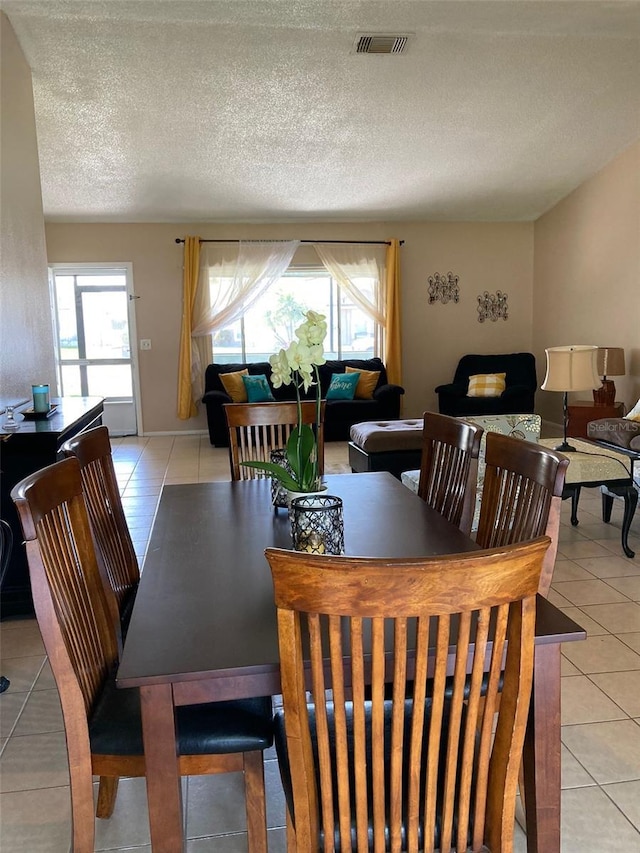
left=224, top=401, right=325, bottom=482
left=11, top=458, right=118, bottom=714
left=418, top=412, right=483, bottom=535
left=267, top=538, right=548, bottom=852
left=476, top=432, right=569, bottom=596
left=62, top=426, right=139, bottom=609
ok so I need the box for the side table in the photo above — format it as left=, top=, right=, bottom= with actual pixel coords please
left=567, top=401, right=624, bottom=439
left=538, top=438, right=637, bottom=558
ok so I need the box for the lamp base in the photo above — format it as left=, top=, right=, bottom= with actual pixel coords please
left=593, top=380, right=616, bottom=407
left=553, top=440, right=578, bottom=453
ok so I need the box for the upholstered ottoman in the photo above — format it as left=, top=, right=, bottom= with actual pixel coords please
left=348, top=419, right=424, bottom=479
left=401, top=413, right=542, bottom=530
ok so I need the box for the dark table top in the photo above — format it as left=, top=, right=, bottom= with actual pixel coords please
left=117, top=472, right=585, bottom=691
left=0, top=396, right=104, bottom=437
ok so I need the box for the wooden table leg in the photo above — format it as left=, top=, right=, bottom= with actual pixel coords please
left=522, top=642, right=562, bottom=853
left=140, top=684, right=185, bottom=852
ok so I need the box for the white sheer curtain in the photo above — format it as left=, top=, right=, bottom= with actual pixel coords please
left=192, top=240, right=300, bottom=335
left=312, top=242, right=387, bottom=352
left=189, top=240, right=299, bottom=400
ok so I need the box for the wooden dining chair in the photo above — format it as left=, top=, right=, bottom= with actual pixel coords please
left=417, top=411, right=483, bottom=535
left=61, top=426, right=139, bottom=644
left=224, top=400, right=326, bottom=481
left=11, top=457, right=273, bottom=853
left=475, top=431, right=569, bottom=596
left=265, top=536, right=550, bottom=853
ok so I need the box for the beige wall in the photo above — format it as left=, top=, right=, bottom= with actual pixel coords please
left=0, top=13, right=56, bottom=401
left=533, top=140, right=640, bottom=423
left=45, top=221, right=534, bottom=433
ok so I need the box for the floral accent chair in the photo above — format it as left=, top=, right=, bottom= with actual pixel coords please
left=402, top=414, right=542, bottom=532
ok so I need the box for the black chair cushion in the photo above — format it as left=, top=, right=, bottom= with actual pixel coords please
left=275, top=700, right=474, bottom=852
left=89, top=673, right=273, bottom=756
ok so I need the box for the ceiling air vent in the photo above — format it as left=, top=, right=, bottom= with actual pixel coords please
left=354, top=34, right=409, bottom=55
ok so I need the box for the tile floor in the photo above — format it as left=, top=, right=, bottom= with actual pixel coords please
left=1, top=434, right=639, bottom=852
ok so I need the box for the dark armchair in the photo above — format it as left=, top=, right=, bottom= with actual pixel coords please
left=435, top=352, right=537, bottom=417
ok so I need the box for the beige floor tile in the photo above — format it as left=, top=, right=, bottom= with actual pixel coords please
left=552, top=560, right=598, bottom=583
left=574, top=554, right=640, bottom=578
left=13, top=689, right=64, bottom=736
left=580, top=601, right=640, bottom=634
left=546, top=588, right=574, bottom=608
left=560, top=785, right=640, bottom=852
left=562, top=719, right=640, bottom=784
left=561, top=656, right=582, bottom=676
left=603, top=779, right=640, bottom=832
left=551, top=579, right=628, bottom=606
left=561, top=676, right=627, bottom=725
left=93, top=776, right=151, bottom=850
left=561, top=744, right=596, bottom=789
left=0, top=622, right=45, bottom=658
left=0, top=654, right=46, bottom=692
left=0, top=786, right=71, bottom=852
left=0, top=691, right=29, bottom=738
left=558, top=606, right=609, bottom=636
left=591, top=670, right=640, bottom=718
left=33, top=661, right=56, bottom=691
left=557, top=540, right=621, bottom=560
left=619, top=633, right=640, bottom=654
left=605, top=575, right=640, bottom=601
left=561, top=634, right=640, bottom=674
left=0, top=730, right=69, bottom=792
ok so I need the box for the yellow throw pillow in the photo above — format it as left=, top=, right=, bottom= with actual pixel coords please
left=346, top=366, right=381, bottom=399
left=467, top=373, right=506, bottom=398
left=220, top=369, right=249, bottom=403
left=624, top=398, right=640, bottom=422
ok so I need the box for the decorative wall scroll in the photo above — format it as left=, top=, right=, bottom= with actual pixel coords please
left=477, top=290, right=508, bottom=322
left=427, top=272, right=459, bottom=305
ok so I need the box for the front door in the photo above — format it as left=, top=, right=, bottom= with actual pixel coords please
left=49, top=264, right=142, bottom=435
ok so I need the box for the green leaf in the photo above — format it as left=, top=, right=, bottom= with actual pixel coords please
left=286, top=425, right=315, bottom=481
left=240, top=460, right=302, bottom=491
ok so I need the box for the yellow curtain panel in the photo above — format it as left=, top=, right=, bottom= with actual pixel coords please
left=384, top=238, right=402, bottom=386
left=177, top=236, right=201, bottom=419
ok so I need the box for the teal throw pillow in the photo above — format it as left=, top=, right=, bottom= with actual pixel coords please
left=326, top=372, right=360, bottom=401
left=242, top=374, right=275, bottom=403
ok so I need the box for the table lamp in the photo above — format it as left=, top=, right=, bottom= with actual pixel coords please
left=541, top=345, right=600, bottom=452
left=593, top=347, right=625, bottom=407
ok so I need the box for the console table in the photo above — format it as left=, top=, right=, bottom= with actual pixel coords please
left=538, top=438, right=637, bottom=558
left=0, top=396, right=104, bottom=617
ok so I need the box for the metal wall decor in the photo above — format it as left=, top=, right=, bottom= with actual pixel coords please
left=427, top=271, right=459, bottom=305
left=477, top=290, right=508, bottom=322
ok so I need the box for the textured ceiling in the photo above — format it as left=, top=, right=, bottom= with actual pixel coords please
left=3, top=0, right=640, bottom=223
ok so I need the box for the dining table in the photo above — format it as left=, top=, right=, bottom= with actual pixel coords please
left=117, top=471, right=586, bottom=853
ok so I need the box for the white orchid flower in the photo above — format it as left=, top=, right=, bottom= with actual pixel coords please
left=269, top=349, right=293, bottom=388
left=297, top=310, right=327, bottom=347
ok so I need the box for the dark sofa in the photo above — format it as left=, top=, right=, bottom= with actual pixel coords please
left=435, top=352, right=537, bottom=417
left=202, top=357, right=404, bottom=446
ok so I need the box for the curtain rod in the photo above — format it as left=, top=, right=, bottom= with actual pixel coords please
left=174, top=238, right=403, bottom=245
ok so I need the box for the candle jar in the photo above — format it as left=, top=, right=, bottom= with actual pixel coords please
left=290, top=495, right=344, bottom=555
left=31, top=384, right=50, bottom=413
left=270, top=449, right=292, bottom=510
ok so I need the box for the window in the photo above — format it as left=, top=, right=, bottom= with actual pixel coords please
left=211, top=269, right=378, bottom=364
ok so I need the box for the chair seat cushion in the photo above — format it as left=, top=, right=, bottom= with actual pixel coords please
left=275, top=699, right=473, bottom=852
left=89, top=674, right=273, bottom=756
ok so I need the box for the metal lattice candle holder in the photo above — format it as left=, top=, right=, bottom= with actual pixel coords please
left=290, top=495, right=344, bottom=555
left=270, top=450, right=292, bottom=509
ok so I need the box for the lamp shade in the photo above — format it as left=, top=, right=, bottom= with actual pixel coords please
left=541, top=345, right=600, bottom=392
left=596, top=347, right=625, bottom=378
